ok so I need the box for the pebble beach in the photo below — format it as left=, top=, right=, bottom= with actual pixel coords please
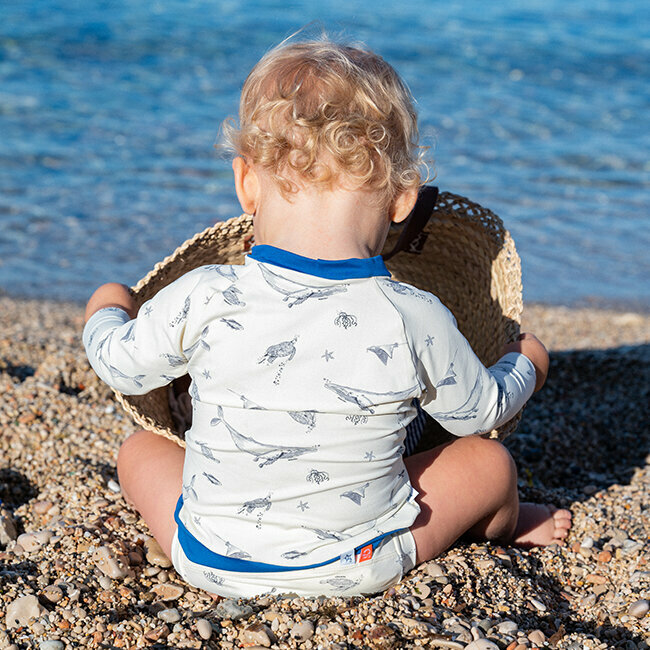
left=0, top=296, right=648, bottom=650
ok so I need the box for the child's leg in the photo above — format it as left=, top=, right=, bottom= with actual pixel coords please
left=404, top=436, right=571, bottom=563
left=116, top=430, right=184, bottom=558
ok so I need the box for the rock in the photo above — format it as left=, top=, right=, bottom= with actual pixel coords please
left=5, top=594, right=47, bottom=628
left=367, top=624, right=397, bottom=646
left=107, top=479, right=121, bottom=493
left=33, top=501, right=53, bottom=515
left=98, top=576, right=112, bottom=590
left=151, top=582, right=184, bottom=601
left=93, top=546, right=127, bottom=579
left=39, top=642, right=64, bottom=650
left=16, top=531, right=52, bottom=552
left=628, top=599, right=649, bottom=618
left=465, top=640, right=499, bottom=650
left=0, top=511, right=17, bottom=546
left=413, top=582, right=431, bottom=599
left=38, top=639, right=65, bottom=650
left=528, top=629, right=546, bottom=646
left=290, top=619, right=314, bottom=641
left=240, top=622, right=274, bottom=647
left=157, top=608, right=181, bottom=623
left=426, top=562, right=446, bottom=578
left=215, top=599, right=253, bottom=620
left=496, top=620, right=518, bottom=635
left=144, top=538, right=172, bottom=568
left=41, top=585, right=64, bottom=604
left=196, top=618, right=213, bottom=640
left=529, top=597, right=547, bottom=612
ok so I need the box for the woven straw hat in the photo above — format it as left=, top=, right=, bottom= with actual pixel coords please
left=114, top=189, right=523, bottom=447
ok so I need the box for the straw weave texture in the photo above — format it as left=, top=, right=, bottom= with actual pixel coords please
left=113, top=192, right=523, bottom=447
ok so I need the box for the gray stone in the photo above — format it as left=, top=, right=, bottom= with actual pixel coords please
left=628, top=599, right=649, bottom=618
left=215, top=599, right=253, bottom=620
left=157, top=608, right=181, bottom=624
left=39, top=642, right=64, bottom=650
left=5, top=595, right=46, bottom=628
left=465, top=640, right=499, bottom=650
left=496, top=619, right=518, bottom=635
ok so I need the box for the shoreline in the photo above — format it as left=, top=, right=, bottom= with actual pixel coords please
left=0, top=297, right=648, bottom=649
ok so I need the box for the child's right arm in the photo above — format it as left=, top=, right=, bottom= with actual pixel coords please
left=83, top=269, right=208, bottom=395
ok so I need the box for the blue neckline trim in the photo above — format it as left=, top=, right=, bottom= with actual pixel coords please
left=249, top=245, right=390, bottom=280
left=174, top=496, right=400, bottom=573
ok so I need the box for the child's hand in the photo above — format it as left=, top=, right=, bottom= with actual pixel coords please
left=85, top=283, right=137, bottom=322
left=502, top=333, right=549, bottom=392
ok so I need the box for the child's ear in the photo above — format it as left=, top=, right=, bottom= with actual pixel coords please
left=390, top=188, right=418, bottom=224
left=233, top=157, right=259, bottom=215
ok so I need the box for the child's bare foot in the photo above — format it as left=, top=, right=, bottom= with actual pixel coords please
left=513, top=503, right=572, bottom=548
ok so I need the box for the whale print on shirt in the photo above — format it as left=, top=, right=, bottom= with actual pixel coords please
left=210, top=406, right=319, bottom=467
left=258, top=263, right=349, bottom=307
left=427, top=371, right=484, bottom=421
left=324, top=379, right=419, bottom=414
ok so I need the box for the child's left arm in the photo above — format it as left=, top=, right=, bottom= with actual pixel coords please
left=83, top=269, right=207, bottom=395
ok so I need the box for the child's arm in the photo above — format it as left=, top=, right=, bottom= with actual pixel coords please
left=501, top=332, right=548, bottom=392
left=83, top=270, right=207, bottom=395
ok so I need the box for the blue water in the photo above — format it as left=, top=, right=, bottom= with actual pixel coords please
left=1, top=0, right=648, bottom=307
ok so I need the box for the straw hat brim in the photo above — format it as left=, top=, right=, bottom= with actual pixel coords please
left=113, top=191, right=523, bottom=446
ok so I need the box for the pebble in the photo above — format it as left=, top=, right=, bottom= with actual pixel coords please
left=39, top=642, right=64, bottom=650
left=291, top=619, right=314, bottom=640
left=528, top=598, right=547, bottom=612
left=627, top=599, right=649, bottom=618
left=93, top=546, right=127, bottom=579
left=5, top=595, right=46, bottom=628
left=413, top=582, right=431, bottom=599
left=465, top=640, right=499, bottom=650
left=426, top=562, right=446, bottom=577
left=41, top=585, right=64, bottom=604
left=151, top=582, right=184, bottom=601
left=144, top=538, right=172, bottom=568
left=16, top=530, right=52, bottom=552
left=497, top=620, right=519, bottom=635
left=196, top=618, right=213, bottom=640
left=215, top=599, right=254, bottom=620
left=240, top=622, right=274, bottom=647
left=107, top=479, right=121, bottom=493
left=0, top=511, right=18, bottom=545
left=157, top=608, right=181, bottom=623
left=32, top=501, right=53, bottom=515
left=528, top=629, right=546, bottom=645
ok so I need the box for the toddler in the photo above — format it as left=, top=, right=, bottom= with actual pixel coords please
left=84, top=38, right=571, bottom=598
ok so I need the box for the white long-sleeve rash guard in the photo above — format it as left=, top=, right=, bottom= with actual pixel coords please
left=83, top=247, right=536, bottom=567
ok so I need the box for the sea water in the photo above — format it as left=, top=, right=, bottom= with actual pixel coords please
left=1, top=0, right=648, bottom=307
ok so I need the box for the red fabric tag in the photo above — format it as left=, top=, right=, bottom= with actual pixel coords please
left=358, top=544, right=373, bottom=562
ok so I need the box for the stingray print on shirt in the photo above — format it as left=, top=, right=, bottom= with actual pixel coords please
left=258, top=263, right=349, bottom=307
left=210, top=406, right=320, bottom=467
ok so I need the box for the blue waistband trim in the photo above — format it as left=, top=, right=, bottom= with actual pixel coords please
left=174, top=496, right=401, bottom=573
left=249, top=244, right=390, bottom=280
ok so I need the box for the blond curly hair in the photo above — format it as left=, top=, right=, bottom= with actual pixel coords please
left=221, top=38, right=427, bottom=207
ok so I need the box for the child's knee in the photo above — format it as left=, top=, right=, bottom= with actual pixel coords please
left=462, top=436, right=517, bottom=492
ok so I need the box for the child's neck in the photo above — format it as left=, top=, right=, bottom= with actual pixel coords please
left=253, top=184, right=391, bottom=260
